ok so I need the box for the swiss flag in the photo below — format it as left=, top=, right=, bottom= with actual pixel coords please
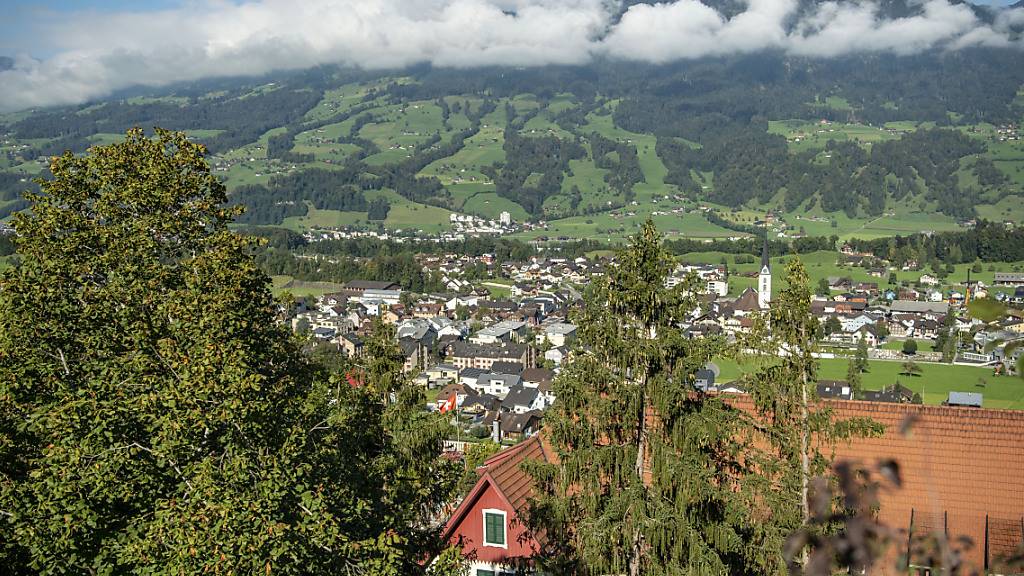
left=439, top=392, right=457, bottom=414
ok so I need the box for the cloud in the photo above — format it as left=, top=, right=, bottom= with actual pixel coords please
left=0, top=0, right=1021, bottom=112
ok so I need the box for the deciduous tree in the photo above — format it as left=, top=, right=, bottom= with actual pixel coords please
left=0, top=129, right=458, bottom=575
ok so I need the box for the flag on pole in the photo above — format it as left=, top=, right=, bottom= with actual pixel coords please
left=439, top=392, right=457, bottom=414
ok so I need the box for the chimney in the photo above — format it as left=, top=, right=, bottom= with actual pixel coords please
left=491, top=414, right=501, bottom=444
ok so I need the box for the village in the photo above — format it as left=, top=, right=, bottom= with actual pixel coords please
left=283, top=239, right=1024, bottom=448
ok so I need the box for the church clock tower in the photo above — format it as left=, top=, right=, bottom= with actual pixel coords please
left=758, top=235, right=771, bottom=309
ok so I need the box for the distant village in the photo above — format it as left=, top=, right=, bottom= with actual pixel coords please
left=281, top=239, right=1024, bottom=445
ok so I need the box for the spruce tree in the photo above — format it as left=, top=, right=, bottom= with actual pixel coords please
left=855, top=334, right=870, bottom=374
left=527, top=221, right=781, bottom=576
left=739, top=258, right=880, bottom=571
left=0, top=129, right=458, bottom=575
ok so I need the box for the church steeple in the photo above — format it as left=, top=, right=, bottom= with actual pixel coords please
left=760, top=234, right=770, bottom=273
left=758, top=234, right=771, bottom=309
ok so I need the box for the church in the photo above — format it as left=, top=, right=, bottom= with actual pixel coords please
left=731, top=236, right=772, bottom=316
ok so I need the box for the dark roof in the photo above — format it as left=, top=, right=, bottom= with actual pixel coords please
left=449, top=341, right=527, bottom=360
left=732, top=287, right=762, bottom=312
left=482, top=410, right=543, bottom=435
left=460, top=392, right=500, bottom=411
left=694, top=368, right=716, bottom=390
left=503, top=385, right=539, bottom=408
left=861, top=384, right=915, bottom=404
left=761, top=234, right=770, bottom=270
left=816, top=380, right=853, bottom=400
left=489, top=361, right=524, bottom=375
left=459, top=367, right=487, bottom=380
left=521, top=367, right=555, bottom=384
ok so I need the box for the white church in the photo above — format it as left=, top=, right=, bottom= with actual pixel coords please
left=731, top=236, right=772, bottom=316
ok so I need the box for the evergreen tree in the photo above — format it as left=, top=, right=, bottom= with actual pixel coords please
left=855, top=334, right=870, bottom=374
left=527, top=221, right=774, bottom=575
left=740, top=258, right=879, bottom=571
left=0, top=129, right=459, bottom=575
left=846, top=359, right=863, bottom=398
left=936, top=312, right=958, bottom=363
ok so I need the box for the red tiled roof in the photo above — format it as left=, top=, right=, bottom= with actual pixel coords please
left=731, top=396, right=1024, bottom=570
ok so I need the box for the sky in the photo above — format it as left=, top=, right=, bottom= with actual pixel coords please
left=0, top=0, right=1021, bottom=112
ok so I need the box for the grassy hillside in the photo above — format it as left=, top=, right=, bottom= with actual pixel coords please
left=2, top=72, right=1021, bottom=239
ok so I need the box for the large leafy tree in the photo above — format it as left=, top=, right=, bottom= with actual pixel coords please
left=527, top=221, right=780, bottom=576
left=0, top=129, right=457, bottom=575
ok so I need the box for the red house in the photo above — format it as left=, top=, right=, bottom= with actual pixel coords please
left=442, top=436, right=552, bottom=575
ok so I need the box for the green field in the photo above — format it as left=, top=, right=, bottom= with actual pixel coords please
left=270, top=275, right=346, bottom=298
left=768, top=119, right=903, bottom=153
left=716, top=356, right=1024, bottom=409
left=968, top=298, right=1008, bottom=322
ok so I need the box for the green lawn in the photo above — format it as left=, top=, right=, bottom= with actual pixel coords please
left=968, top=298, right=1008, bottom=322
left=881, top=340, right=935, bottom=353
left=768, top=119, right=902, bottom=153
left=716, top=356, right=1024, bottom=409
left=270, top=275, right=346, bottom=298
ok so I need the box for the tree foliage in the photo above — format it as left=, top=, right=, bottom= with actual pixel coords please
left=528, top=220, right=794, bottom=575
left=0, top=129, right=458, bottom=575
left=738, top=258, right=880, bottom=572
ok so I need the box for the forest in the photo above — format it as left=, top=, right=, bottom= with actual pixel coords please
left=847, top=220, right=1024, bottom=267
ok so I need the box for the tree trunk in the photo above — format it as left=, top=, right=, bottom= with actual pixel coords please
left=800, top=334, right=811, bottom=567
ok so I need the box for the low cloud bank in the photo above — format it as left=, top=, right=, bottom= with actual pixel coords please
left=0, top=0, right=1021, bottom=112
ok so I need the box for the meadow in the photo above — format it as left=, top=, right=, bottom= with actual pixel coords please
left=270, top=275, right=347, bottom=298
left=715, top=356, right=1024, bottom=409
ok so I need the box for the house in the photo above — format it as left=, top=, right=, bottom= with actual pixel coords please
left=425, top=363, right=460, bottom=383
left=459, top=367, right=487, bottom=388
left=993, top=272, right=1024, bottom=286
left=476, top=373, right=522, bottom=399
left=520, top=367, right=554, bottom=388
left=311, top=326, right=335, bottom=340
left=460, top=391, right=501, bottom=415
left=489, top=361, right=524, bottom=375
left=544, top=347, right=567, bottom=367
left=918, top=274, right=940, bottom=286
left=502, top=385, right=543, bottom=414
left=340, top=280, right=400, bottom=297
left=694, top=368, right=716, bottom=391
left=537, top=322, right=577, bottom=348
left=816, top=380, right=853, bottom=400
left=485, top=410, right=543, bottom=441
left=448, top=341, right=531, bottom=371
left=471, top=320, right=530, bottom=344
left=889, top=300, right=949, bottom=316
left=356, top=289, right=402, bottom=307
left=440, top=434, right=552, bottom=573
left=399, top=338, right=428, bottom=373
left=946, top=391, right=983, bottom=408
left=437, top=382, right=473, bottom=410
left=862, top=384, right=916, bottom=404
left=339, top=333, right=363, bottom=358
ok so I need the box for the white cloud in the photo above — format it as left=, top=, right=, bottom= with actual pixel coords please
left=0, top=0, right=1021, bottom=112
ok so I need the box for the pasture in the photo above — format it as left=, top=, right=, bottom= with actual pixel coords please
left=715, top=356, right=1024, bottom=409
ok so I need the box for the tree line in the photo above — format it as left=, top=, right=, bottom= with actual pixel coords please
left=847, top=219, right=1024, bottom=266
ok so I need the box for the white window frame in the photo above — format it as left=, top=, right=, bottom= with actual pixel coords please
left=481, top=508, right=508, bottom=549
